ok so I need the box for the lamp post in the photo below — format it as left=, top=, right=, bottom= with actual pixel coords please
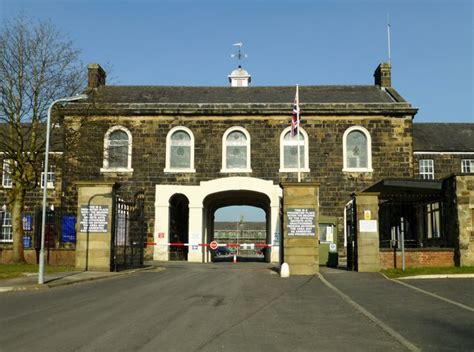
left=38, top=94, right=87, bottom=285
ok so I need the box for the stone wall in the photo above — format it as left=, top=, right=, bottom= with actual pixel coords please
left=380, top=249, right=455, bottom=269
left=413, top=153, right=474, bottom=179
left=0, top=248, right=75, bottom=266
left=65, top=114, right=414, bottom=251
left=455, top=175, right=474, bottom=266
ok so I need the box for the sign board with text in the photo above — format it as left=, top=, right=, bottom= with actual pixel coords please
left=287, top=208, right=316, bottom=236
left=80, top=205, right=109, bottom=233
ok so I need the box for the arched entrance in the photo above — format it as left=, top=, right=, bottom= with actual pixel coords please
left=203, top=190, right=271, bottom=263
left=168, top=194, right=189, bottom=261
left=153, top=177, right=282, bottom=263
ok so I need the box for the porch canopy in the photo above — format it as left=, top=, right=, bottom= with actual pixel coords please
left=362, top=178, right=442, bottom=201
left=361, top=178, right=446, bottom=249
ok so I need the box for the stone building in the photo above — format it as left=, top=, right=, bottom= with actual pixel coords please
left=413, top=123, right=474, bottom=179
left=60, top=62, right=417, bottom=264
left=1, top=62, right=473, bottom=270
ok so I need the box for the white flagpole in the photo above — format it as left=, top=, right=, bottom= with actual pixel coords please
left=296, top=84, right=301, bottom=183
left=387, top=14, right=391, bottom=64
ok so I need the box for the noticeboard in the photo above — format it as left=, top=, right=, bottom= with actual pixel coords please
left=61, top=216, right=77, bottom=242
left=80, top=205, right=109, bottom=233
left=287, top=208, right=316, bottom=236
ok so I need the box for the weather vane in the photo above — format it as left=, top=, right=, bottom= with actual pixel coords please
left=231, top=42, right=248, bottom=62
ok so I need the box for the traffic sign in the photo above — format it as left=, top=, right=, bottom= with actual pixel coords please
left=209, top=240, right=218, bottom=250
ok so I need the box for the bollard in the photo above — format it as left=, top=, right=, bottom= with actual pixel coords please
left=280, top=263, right=290, bottom=278
left=233, top=255, right=237, bottom=264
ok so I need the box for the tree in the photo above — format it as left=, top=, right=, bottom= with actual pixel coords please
left=0, top=15, right=85, bottom=262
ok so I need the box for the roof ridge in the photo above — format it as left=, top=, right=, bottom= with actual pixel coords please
left=101, top=84, right=381, bottom=89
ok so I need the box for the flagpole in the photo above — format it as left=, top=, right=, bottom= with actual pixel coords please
left=296, top=84, right=301, bottom=183
left=387, top=14, right=391, bottom=64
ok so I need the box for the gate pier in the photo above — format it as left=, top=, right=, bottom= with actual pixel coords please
left=75, top=181, right=116, bottom=271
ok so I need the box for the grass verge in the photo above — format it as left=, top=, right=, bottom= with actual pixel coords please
left=381, top=266, right=474, bottom=279
left=0, top=264, right=75, bottom=280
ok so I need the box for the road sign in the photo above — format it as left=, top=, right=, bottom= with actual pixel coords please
left=209, top=241, right=218, bottom=250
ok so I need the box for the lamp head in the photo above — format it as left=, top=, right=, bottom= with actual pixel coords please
left=65, top=94, right=88, bottom=102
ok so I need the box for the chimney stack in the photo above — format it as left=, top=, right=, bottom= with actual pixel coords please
left=87, top=63, right=106, bottom=89
left=374, top=62, right=391, bottom=87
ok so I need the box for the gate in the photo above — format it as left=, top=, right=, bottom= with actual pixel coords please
left=111, top=190, right=146, bottom=271
left=345, top=198, right=358, bottom=271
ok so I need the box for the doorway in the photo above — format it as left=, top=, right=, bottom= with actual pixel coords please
left=169, top=194, right=189, bottom=261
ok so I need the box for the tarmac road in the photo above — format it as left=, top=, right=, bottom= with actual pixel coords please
left=0, top=263, right=473, bottom=351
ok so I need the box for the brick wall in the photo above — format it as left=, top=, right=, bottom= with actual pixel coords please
left=380, top=248, right=455, bottom=269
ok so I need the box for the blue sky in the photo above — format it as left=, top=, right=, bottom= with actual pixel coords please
left=1, top=0, right=472, bottom=221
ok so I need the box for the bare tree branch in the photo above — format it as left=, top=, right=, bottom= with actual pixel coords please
left=0, top=14, right=86, bottom=262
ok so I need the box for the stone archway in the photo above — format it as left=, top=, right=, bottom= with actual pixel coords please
left=203, top=190, right=271, bottom=263
left=153, top=177, right=282, bottom=263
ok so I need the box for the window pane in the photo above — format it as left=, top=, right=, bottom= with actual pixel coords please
left=225, top=131, right=247, bottom=169
left=2, top=160, right=12, bottom=187
left=170, top=130, right=191, bottom=169
left=283, top=145, right=304, bottom=168
left=284, top=131, right=304, bottom=142
left=170, top=146, right=191, bottom=168
left=227, top=131, right=246, bottom=145
left=171, top=131, right=191, bottom=144
left=346, top=131, right=367, bottom=168
left=109, top=130, right=128, bottom=142
left=1, top=212, right=12, bottom=242
left=109, top=146, right=128, bottom=168
left=462, top=159, right=473, bottom=173
left=419, top=159, right=434, bottom=180
left=108, top=130, right=129, bottom=168
left=226, top=146, right=247, bottom=169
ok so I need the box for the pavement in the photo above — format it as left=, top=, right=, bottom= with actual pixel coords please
left=0, top=265, right=156, bottom=293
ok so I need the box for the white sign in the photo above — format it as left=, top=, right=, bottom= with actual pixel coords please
left=329, top=243, right=337, bottom=252
left=80, top=205, right=109, bottom=233
left=326, top=225, right=334, bottom=242
left=273, top=232, right=280, bottom=245
left=359, top=220, right=378, bottom=233
left=287, top=208, right=316, bottom=236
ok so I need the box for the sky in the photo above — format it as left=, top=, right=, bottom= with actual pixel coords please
left=1, top=0, right=472, bottom=221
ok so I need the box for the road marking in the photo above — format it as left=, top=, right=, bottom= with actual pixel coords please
left=318, top=273, right=420, bottom=352
left=392, top=279, right=474, bottom=313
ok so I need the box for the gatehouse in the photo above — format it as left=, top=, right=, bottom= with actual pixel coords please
left=2, top=61, right=473, bottom=274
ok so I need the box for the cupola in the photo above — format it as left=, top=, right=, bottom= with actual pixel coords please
left=228, top=65, right=252, bottom=87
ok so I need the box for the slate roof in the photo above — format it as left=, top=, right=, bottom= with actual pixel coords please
left=413, top=123, right=474, bottom=152
left=89, top=85, right=402, bottom=104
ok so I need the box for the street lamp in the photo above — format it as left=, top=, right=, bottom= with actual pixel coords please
left=38, top=94, right=87, bottom=285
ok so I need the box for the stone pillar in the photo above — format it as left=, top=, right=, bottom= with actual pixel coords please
left=153, top=204, right=169, bottom=261
left=188, top=204, right=204, bottom=263
left=354, top=192, right=380, bottom=272
left=456, top=175, right=474, bottom=266
left=75, top=181, right=116, bottom=271
left=282, top=182, right=319, bottom=275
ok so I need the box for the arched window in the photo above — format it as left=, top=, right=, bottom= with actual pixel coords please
left=101, top=126, right=133, bottom=172
left=279, top=127, right=310, bottom=172
left=221, top=127, right=251, bottom=172
left=165, top=127, right=195, bottom=172
left=342, top=126, right=373, bottom=172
